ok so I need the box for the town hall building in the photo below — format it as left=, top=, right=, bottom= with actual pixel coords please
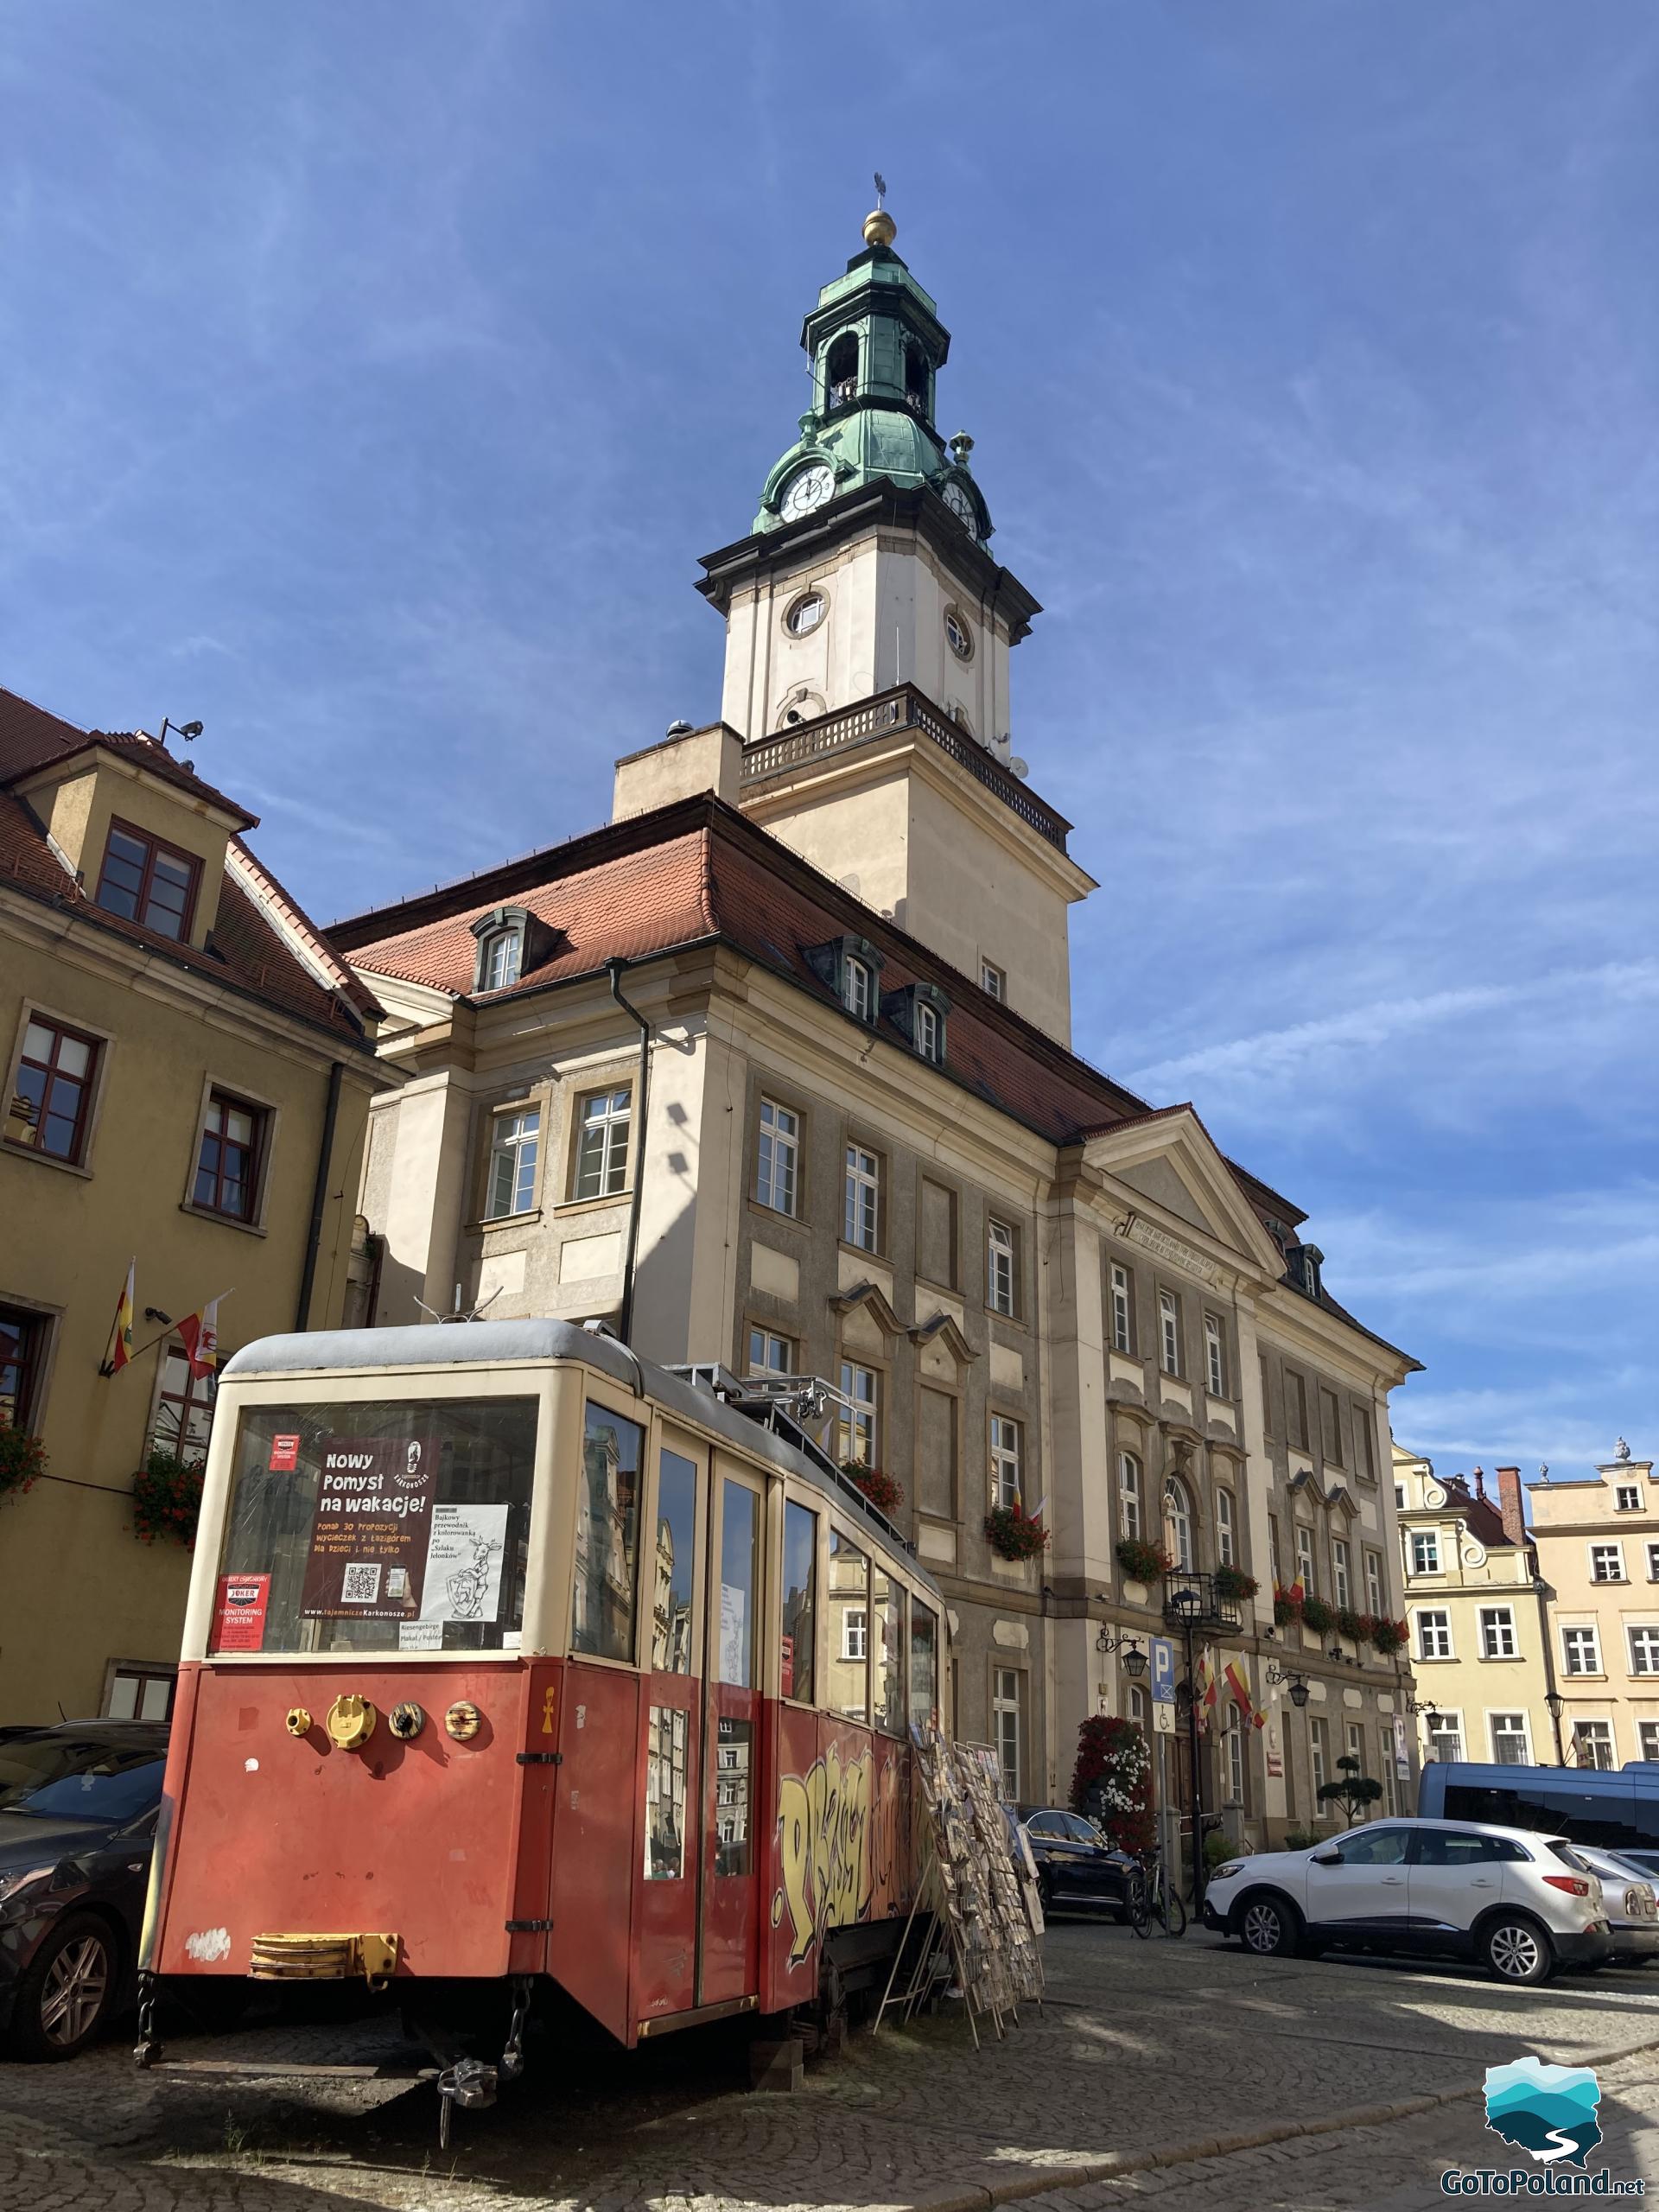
left=329, top=204, right=1421, bottom=1836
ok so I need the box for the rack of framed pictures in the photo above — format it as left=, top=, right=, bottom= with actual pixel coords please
left=874, top=1727, right=1045, bottom=2046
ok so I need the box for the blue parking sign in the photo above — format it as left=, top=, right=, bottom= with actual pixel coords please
left=1150, top=1636, right=1177, bottom=1705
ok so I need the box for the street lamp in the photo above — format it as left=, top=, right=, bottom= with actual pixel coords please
left=1545, top=1689, right=1567, bottom=1767
left=1165, top=1582, right=1207, bottom=1913
left=1266, top=1662, right=1311, bottom=1709
left=1096, top=1625, right=1149, bottom=1678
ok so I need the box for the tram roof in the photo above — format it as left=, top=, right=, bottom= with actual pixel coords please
left=223, top=1320, right=941, bottom=1595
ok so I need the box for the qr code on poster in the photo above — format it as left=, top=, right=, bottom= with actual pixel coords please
left=340, top=1562, right=382, bottom=1605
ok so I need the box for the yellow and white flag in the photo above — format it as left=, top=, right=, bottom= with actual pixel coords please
left=105, top=1260, right=136, bottom=1375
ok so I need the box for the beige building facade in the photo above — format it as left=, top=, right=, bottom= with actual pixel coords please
left=334, top=210, right=1421, bottom=1835
left=1529, top=1448, right=1659, bottom=1770
left=0, top=690, right=386, bottom=1724
left=1395, top=1446, right=1557, bottom=1772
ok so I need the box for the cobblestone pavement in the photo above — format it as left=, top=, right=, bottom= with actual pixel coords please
left=3, top=1928, right=1657, bottom=2212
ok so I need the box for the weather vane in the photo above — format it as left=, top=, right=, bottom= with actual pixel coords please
left=874, top=171, right=887, bottom=210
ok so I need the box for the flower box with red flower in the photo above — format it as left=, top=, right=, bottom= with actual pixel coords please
left=985, top=1502, right=1050, bottom=1561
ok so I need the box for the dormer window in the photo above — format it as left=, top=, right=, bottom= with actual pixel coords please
left=825, top=332, right=859, bottom=409
left=882, top=980, right=949, bottom=1066
left=94, top=819, right=200, bottom=941
left=480, top=925, right=523, bottom=992
left=469, top=905, right=551, bottom=995
left=914, top=1000, right=941, bottom=1065
left=842, top=956, right=874, bottom=1021
left=805, top=933, right=885, bottom=1023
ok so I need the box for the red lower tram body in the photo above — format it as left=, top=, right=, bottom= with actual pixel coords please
left=149, top=1651, right=914, bottom=2044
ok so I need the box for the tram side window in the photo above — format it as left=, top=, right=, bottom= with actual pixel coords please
left=910, top=1602, right=938, bottom=1730
left=574, top=1403, right=644, bottom=1662
left=652, top=1449, right=697, bottom=1674
left=782, top=1501, right=817, bottom=1704
left=829, top=1529, right=869, bottom=1723
left=645, top=1706, right=688, bottom=1880
left=872, top=1565, right=904, bottom=1735
left=718, top=1479, right=759, bottom=1688
left=213, top=1397, right=537, bottom=1656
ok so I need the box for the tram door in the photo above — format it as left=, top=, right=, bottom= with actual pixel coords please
left=633, top=1439, right=704, bottom=2022
left=699, top=1465, right=763, bottom=2005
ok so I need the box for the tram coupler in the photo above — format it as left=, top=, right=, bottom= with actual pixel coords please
left=435, top=2057, right=497, bottom=2149
left=132, top=1973, right=165, bottom=2070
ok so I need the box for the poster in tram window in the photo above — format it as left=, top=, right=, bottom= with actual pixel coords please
left=417, top=1502, right=509, bottom=1626
left=213, top=1573, right=270, bottom=1651
left=300, top=1434, right=438, bottom=1620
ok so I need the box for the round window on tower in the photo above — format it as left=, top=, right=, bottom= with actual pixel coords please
left=783, top=590, right=827, bottom=639
left=944, top=607, right=973, bottom=661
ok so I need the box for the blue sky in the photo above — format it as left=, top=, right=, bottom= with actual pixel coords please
left=5, top=4, right=1657, bottom=1478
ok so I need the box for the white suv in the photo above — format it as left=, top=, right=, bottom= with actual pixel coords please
left=1202, top=1818, right=1611, bottom=1985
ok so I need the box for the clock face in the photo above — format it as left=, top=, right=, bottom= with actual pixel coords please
left=942, top=480, right=977, bottom=534
left=779, top=462, right=835, bottom=522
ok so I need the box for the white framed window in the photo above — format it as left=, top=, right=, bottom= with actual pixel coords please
left=104, top=1662, right=177, bottom=1721
left=1204, top=1314, right=1225, bottom=1397
left=1629, top=1626, right=1659, bottom=1678
left=1381, top=1736, right=1400, bottom=1813
left=1364, top=1548, right=1384, bottom=1616
left=1225, top=1713, right=1245, bottom=1806
left=981, top=959, right=1005, bottom=1001
left=486, top=1106, right=540, bottom=1219
left=574, top=1088, right=631, bottom=1200
left=1490, top=1712, right=1530, bottom=1764
left=1109, top=1263, right=1133, bottom=1355
left=1616, top=1484, right=1643, bottom=1512
left=842, top=1607, right=868, bottom=1661
left=1216, top=1488, right=1236, bottom=1567
left=1309, top=1716, right=1329, bottom=1796
left=1591, top=1542, right=1625, bottom=1585
left=1562, top=1624, right=1602, bottom=1677
left=990, top=1414, right=1022, bottom=1510
left=1479, top=1606, right=1518, bottom=1660
left=1410, top=1529, right=1441, bottom=1577
left=1166, top=1477, right=1195, bottom=1572
left=1574, top=1719, right=1616, bottom=1770
left=838, top=1360, right=879, bottom=1466
left=1295, top=1523, right=1315, bottom=1595
left=1395, top=1480, right=1408, bottom=1511
left=1427, top=1709, right=1464, bottom=1763
left=843, top=1143, right=880, bottom=1251
left=1416, top=1609, right=1452, bottom=1661
left=842, top=956, right=874, bottom=1021
left=1641, top=1720, right=1659, bottom=1761
left=914, top=999, right=943, bottom=1065
left=993, top=1667, right=1022, bottom=1800
left=755, top=1097, right=799, bottom=1216
left=747, top=1328, right=793, bottom=1376
left=147, top=1339, right=217, bottom=1466
left=1345, top=1719, right=1364, bottom=1770
left=1119, top=1452, right=1142, bottom=1540
left=480, top=925, right=523, bottom=992
left=1159, top=1290, right=1180, bottom=1376
left=987, top=1218, right=1016, bottom=1318
left=1332, top=1537, right=1351, bottom=1611
left=1649, top=1542, right=1659, bottom=1584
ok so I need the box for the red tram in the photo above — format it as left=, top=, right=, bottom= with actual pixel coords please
left=142, top=1320, right=943, bottom=2060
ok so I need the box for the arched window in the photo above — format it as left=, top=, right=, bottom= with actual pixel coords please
left=1166, top=1476, right=1194, bottom=1572
left=1118, top=1451, right=1142, bottom=1540
left=825, top=332, right=858, bottom=409
left=904, top=344, right=929, bottom=415
left=1216, top=1488, right=1236, bottom=1567
left=480, top=925, right=523, bottom=993
left=1225, top=1712, right=1246, bottom=1806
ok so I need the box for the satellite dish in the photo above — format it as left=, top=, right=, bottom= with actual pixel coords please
left=1008, top=757, right=1030, bottom=780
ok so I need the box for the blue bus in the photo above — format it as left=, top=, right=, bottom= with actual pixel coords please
left=1419, top=1761, right=1659, bottom=1876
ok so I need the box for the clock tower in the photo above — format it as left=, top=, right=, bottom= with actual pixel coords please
left=618, top=200, right=1095, bottom=1044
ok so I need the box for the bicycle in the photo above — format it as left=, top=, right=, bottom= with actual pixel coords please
left=1126, top=1847, right=1187, bottom=1939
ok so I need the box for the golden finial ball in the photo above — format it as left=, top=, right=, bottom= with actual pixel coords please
left=862, top=208, right=897, bottom=248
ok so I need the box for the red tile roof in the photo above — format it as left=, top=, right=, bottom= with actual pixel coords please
left=0, top=687, right=370, bottom=1047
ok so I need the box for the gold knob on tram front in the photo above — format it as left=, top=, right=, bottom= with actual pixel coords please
left=444, top=1700, right=480, bottom=1742
left=285, top=1707, right=313, bottom=1738
left=325, top=1693, right=377, bottom=1751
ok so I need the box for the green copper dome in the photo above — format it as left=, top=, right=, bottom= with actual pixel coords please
left=754, top=212, right=990, bottom=544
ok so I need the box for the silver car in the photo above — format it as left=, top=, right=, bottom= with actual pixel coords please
left=1201, top=1817, right=1611, bottom=1985
left=1549, top=1843, right=1659, bottom=1966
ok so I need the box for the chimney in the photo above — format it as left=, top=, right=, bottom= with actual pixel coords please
left=1495, top=1466, right=1525, bottom=1548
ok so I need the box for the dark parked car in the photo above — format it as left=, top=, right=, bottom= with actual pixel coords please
left=0, top=1721, right=168, bottom=2060
left=1015, top=1806, right=1135, bottom=1920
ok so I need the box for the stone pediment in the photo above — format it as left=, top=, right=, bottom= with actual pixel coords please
left=910, top=1310, right=978, bottom=1364
left=1083, top=1106, right=1287, bottom=1281
left=1287, top=1468, right=1358, bottom=1519
left=830, top=1280, right=905, bottom=1345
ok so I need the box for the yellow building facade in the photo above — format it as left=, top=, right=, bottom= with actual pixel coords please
left=0, top=690, right=387, bottom=1724
left=1529, top=1448, right=1659, bottom=1770
left=1395, top=1446, right=1556, bottom=1771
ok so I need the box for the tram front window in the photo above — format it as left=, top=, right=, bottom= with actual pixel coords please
left=213, top=1398, right=537, bottom=1655
left=575, top=1403, right=643, bottom=1662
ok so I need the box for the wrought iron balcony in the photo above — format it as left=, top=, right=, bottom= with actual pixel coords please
left=740, top=683, right=1071, bottom=854
left=1162, top=1572, right=1243, bottom=1636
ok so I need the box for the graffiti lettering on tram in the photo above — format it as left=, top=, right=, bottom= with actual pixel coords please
left=772, top=1743, right=902, bottom=1968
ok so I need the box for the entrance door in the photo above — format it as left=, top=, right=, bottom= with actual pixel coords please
left=634, top=1440, right=704, bottom=2024
left=699, top=1467, right=763, bottom=2005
